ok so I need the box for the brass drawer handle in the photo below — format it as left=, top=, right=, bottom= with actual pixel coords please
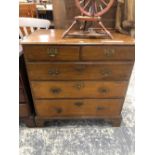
left=53, top=107, right=62, bottom=114
left=104, top=49, right=115, bottom=57
left=73, top=82, right=85, bottom=90
left=47, top=48, right=58, bottom=57
left=96, top=106, right=106, bottom=111
left=48, top=69, right=60, bottom=76
left=74, top=101, right=84, bottom=107
left=98, top=88, right=108, bottom=94
left=74, top=65, right=86, bottom=72
left=50, top=88, right=62, bottom=94
left=101, top=70, right=111, bottom=77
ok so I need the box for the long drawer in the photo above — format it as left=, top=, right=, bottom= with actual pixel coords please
left=31, top=81, right=128, bottom=99
left=81, top=45, right=135, bottom=61
left=27, top=62, right=133, bottom=81
left=35, top=99, right=123, bottom=117
left=23, top=45, right=80, bottom=61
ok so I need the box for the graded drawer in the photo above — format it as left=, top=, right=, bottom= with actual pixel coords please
left=23, top=45, right=80, bottom=61
left=31, top=81, right=128, bottom=99
left=19, top=104, right=30, bottom=117
left=35, top=99, right=123, bottom=117
left=27, top=62, right=133, bottom=81
left=81, top=45, right=135, bottom=61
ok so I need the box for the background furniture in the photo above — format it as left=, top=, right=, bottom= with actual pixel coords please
left=19, top=3, right=37, bottom=17
left=19, top=17, right=51, bottom=40
left=19, top=17, right=51, bottom=127
left=21, top=29, right=135, bottom=127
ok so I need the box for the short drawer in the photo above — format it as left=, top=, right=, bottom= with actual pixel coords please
left=27, top=62, right=133, bottom=81
left=31, top=81, right=128, bottom=99
left=81, top=45, right=135, bottom=61
left=19, top=104, right=31, bottom=117
left=35, top=99, right=123, bottom=117
left=23, top=45, right=80, bottom=61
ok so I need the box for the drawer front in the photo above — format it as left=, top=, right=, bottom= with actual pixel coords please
left=31, top=81, right=128, bottom=99
left=27, top=62, right=133, bottom=81
left=19, top=104, right=30, bottom=117
left=24, top=45, right=80, bottom=61
left=82, top=45, right=135, bottom=61
left=35, top=99, right=123, bottom=117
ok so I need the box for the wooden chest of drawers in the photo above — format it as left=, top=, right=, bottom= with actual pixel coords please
left=22, top=29, right=135, bottom=127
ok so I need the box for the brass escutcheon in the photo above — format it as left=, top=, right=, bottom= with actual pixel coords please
left=74, top=65, right=86, bottom=72
left=98, top=87, right=108, bottom=94
left=53, top=107, right=62, bottom=113
left=73, top=82, right=85, bottom=90
left=74, top=101, right=84, bottom=107
left=104, top=48, right=115, bottom=57
left=47, top=48, right=58, bottom=57
left=50, top=88, right=62, bottom=94
left=101, top=69, right=111, bottom=77
left=96, top=106, right=106, bottom=111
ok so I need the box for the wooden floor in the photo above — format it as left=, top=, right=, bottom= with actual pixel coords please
left=19, top=70, right=135, bottom=155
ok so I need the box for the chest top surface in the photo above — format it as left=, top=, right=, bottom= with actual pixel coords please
left=21, top=29, right=135, bottom=46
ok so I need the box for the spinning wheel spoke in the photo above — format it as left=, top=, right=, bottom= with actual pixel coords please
left=94, top=1, right=98, bottom=13
left=75, top=0, right=115, bottom=17
left=80, top=0, right=85, bottom=4
left=100, top=0, right=108, bottom=6
left=83, top=0, right=91, bottom=10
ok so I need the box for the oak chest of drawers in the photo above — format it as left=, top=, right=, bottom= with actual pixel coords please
left=22, top=29, right=135, bottom=127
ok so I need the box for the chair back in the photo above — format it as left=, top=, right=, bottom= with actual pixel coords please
left=19, top=17, right=51, bottom=39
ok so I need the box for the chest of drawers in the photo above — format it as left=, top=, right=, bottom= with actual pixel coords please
left=22, top=29, right=135, bottom=127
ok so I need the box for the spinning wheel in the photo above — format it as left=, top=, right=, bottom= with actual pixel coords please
left=62, top=0, right=115, bottom=39
left=75, top=0, right=115, bottom=17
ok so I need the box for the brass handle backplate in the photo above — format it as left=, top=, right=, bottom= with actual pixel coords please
left=48, top=69, right=60, bottom=76
left=74, top=101, right=84, bottom=107
left=73, top=82, right=85, bottom=90
left=47, top=48, right=58, bottom=57
left=104, top=49, right=115, bottom=57
left=50, top=88, right=62, bottom=94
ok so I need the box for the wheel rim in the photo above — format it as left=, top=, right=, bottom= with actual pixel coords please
left=75, top=0, right=115, bottom=17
